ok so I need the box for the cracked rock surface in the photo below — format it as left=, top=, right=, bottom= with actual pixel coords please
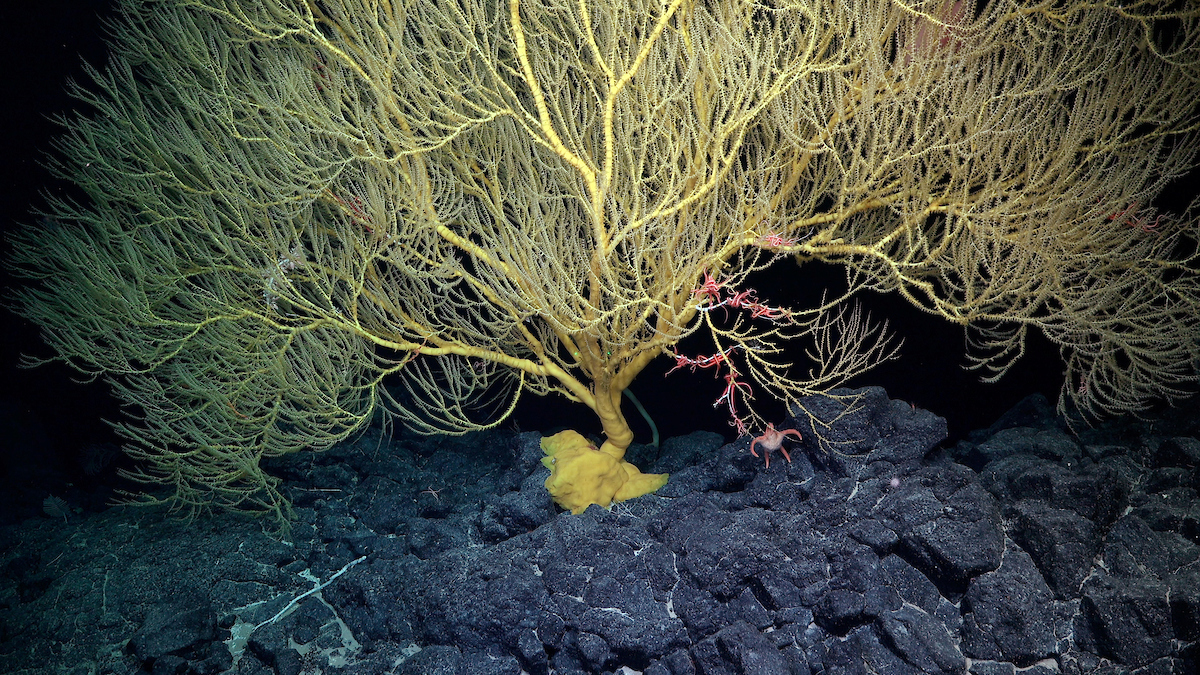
left=1, top=386, right=1197, bottom=674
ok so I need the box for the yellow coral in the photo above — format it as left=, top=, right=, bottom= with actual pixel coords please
left=540, top=430, right=668, bottom=514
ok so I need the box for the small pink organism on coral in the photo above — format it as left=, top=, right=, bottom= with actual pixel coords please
left=749, top=423, right=802, bottom=469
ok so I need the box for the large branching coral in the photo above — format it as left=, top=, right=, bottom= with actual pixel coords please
left=9, top=0, right=1200, bottom=522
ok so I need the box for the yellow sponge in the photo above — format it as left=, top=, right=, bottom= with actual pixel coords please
left=540, top=430, right=668, bottom=514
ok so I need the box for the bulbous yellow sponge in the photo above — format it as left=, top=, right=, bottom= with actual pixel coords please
left=540, top=430, right=669, bottom=514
